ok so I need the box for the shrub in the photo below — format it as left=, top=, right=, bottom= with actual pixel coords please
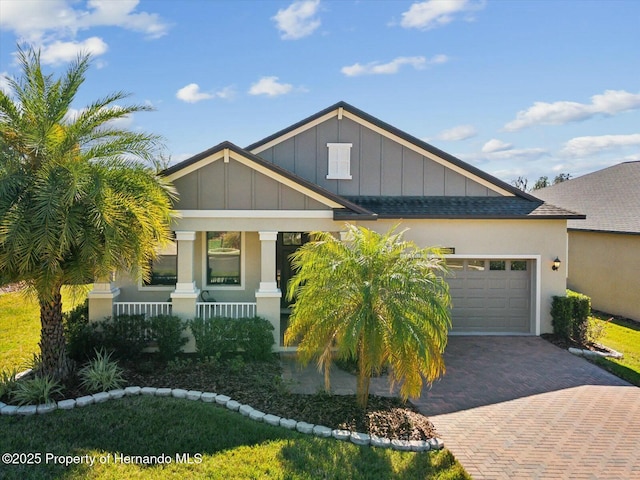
left=98, top=314, right=151, bottom=359
left=568, top=290, right=591, bottom=345
left=79, top=349, right=125, bottom=393
left=0, top=368, right=19, bottom=399
left=11, top=375, right=63, bottom=405
left=189, top=316, right=274, bottom=361
left=64, top=300, right=102, bottom=361
left=551, top=296, right=572, bottom=340
left=551, top=290, right=592, bottom=344
left=149, top=315, right=189, bottom=361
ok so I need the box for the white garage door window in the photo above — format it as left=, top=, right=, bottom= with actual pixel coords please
left=446, top=259, right=532, bottom=333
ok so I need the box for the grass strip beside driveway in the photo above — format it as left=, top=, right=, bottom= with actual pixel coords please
left=590, top=313, right=640, bottom=386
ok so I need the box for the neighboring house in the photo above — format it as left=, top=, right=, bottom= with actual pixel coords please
left=88, top=102, right=581, bottom=348
left=535, top=162, right=640, bottom=321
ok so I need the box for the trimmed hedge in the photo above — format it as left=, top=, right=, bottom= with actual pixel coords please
left=189, top=316, right=274, bottom=361
left=150, top=315, right=189, bottom=361
left=551, top=289, right=591, bottom=344
left=66, top=312, right=187, bottom=362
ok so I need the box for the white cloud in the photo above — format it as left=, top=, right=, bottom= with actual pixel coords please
left=248, top=76, right=293, bottom=97
left=504, top=90, right=640, bottom=131
left=481, top=138, right=513, bottom=153
left=436, top=124, right=477, bottom=141
left=400, top=0, right=484, bottom=30
left=176, top=84, right=235, bottom=103
left=561, top=133, right=640, bottom=157
left=459, top=146, right=547, bottom=163
left=40, top=37, right=108, bottom=65
left=0, top=0, right=168, bottom=41
left=272, top=0, right=321, bottom=40
left=341, top=55, right=446, bottom=77
left=484, top=147, right=547, bottom=161
left=176, top=84, right=214, bottom=103
left=79, top=0, right=169, bottom=39
left=214, top=85, right=236, bottom=100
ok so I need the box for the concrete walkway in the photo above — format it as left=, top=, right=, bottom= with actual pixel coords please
left=280, top=337, right=640, bottom=480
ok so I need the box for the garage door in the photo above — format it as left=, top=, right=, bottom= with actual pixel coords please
left=446, top=259, right=532, bottom=333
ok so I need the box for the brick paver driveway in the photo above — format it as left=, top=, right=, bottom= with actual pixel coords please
left=411, top=337, right=640, bottom=480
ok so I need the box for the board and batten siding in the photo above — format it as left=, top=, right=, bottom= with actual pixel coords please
left=172, top=156, right=331, bottom=211
left=257, top=116, right=499, bottom=198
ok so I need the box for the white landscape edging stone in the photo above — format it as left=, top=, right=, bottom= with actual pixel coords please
left=350, top=432, right=370, bottom=446
left=0, top=384, right=444, bottom=452
left=92, top=392, right=110, bottom=404
left=124, top=386, right=141, bottom=396
left=37, top=403, right=57, bottom=414
left=1, top=405, right=19, bottom=416
left=186, top=390, right=202, bottom=401
left=568, top=346, right=624, bottom=359
left=171, top=389, right=188, bottom=399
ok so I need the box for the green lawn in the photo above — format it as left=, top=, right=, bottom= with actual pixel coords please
left=0, top=396, right=470, bottom=480
left=589, top=312, right=640, bottom=386
left=0, top=286, right=89, bottom=371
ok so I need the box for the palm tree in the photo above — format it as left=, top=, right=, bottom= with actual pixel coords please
left=284, top=223, right=452, bottom=409
left=0, top=46, right=176, bottom=380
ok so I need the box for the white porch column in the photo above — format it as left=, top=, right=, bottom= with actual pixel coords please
left=171, top=231, right=199, bottom=320
left=256, top=231, right=282, bottom=349
left=88, top=278, right=120, bottom=322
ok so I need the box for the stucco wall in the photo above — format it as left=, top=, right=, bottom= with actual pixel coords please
left=362, top=218, right=568, bottom=334
left=114, top=217, right=567, bottom=334
left=568, top=231, right=640, bottom=321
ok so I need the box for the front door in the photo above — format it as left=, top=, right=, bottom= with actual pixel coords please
left=276, top=232, right=309, bottom=308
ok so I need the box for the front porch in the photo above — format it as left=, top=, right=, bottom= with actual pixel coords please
left=88, top=230, right=323, bottom=350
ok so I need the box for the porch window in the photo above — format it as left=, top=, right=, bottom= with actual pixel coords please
left=207, top=231, right=241, bottom=285
left=145, top=240, right=177, bottom=286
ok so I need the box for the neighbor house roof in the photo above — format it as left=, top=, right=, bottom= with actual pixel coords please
left=534, top=161, right=640, bottom=234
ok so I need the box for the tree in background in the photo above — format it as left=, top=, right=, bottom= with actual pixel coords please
left=512, top=173, right=572, bottom=192
left=284, top=224, right=452, bottom=409
left=0, top=46, right=176, bottom=379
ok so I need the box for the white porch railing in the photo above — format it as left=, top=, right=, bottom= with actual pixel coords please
left=196, top=302, right=257, bottom=319
left=113, top=302, right=172, bottom=318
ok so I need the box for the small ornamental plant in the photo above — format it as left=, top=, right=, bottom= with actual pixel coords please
left=79, top=349, right=125, bottom=393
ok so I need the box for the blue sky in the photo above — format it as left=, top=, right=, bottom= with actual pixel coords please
left=1, top=0, right=639, bottom=185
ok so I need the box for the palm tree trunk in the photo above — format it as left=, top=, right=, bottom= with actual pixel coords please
left=356, top=342, right=371, bottom=409
left=38, top=287, right=70, bottom=380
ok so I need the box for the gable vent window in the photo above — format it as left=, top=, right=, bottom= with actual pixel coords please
left=326, top=143, right=352, bottom=180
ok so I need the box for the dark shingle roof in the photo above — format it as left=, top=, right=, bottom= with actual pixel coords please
left=337, top=196, right=583, bottom=219
left=534, top=162, right=640, bottom=234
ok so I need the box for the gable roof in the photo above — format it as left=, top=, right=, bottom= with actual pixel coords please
left=246, top=101, right=542, bottom=202
left=534, top=161, right=640, bottom=234
left=161, top=141, right=375, bottom=218
left=161, top=104, right=581, bottom=221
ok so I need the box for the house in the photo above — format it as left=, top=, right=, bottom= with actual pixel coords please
left=535, top=162, right=640, bottom=321
left=88, top=102, right=582, bottom=348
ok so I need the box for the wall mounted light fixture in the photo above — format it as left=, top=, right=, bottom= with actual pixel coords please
left=552, top=257, right=561, bottom=271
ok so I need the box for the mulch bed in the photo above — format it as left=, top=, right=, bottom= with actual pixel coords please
left=121, top=356, right=437, bottom=441
left=2, top=354, right=437, bottom=441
